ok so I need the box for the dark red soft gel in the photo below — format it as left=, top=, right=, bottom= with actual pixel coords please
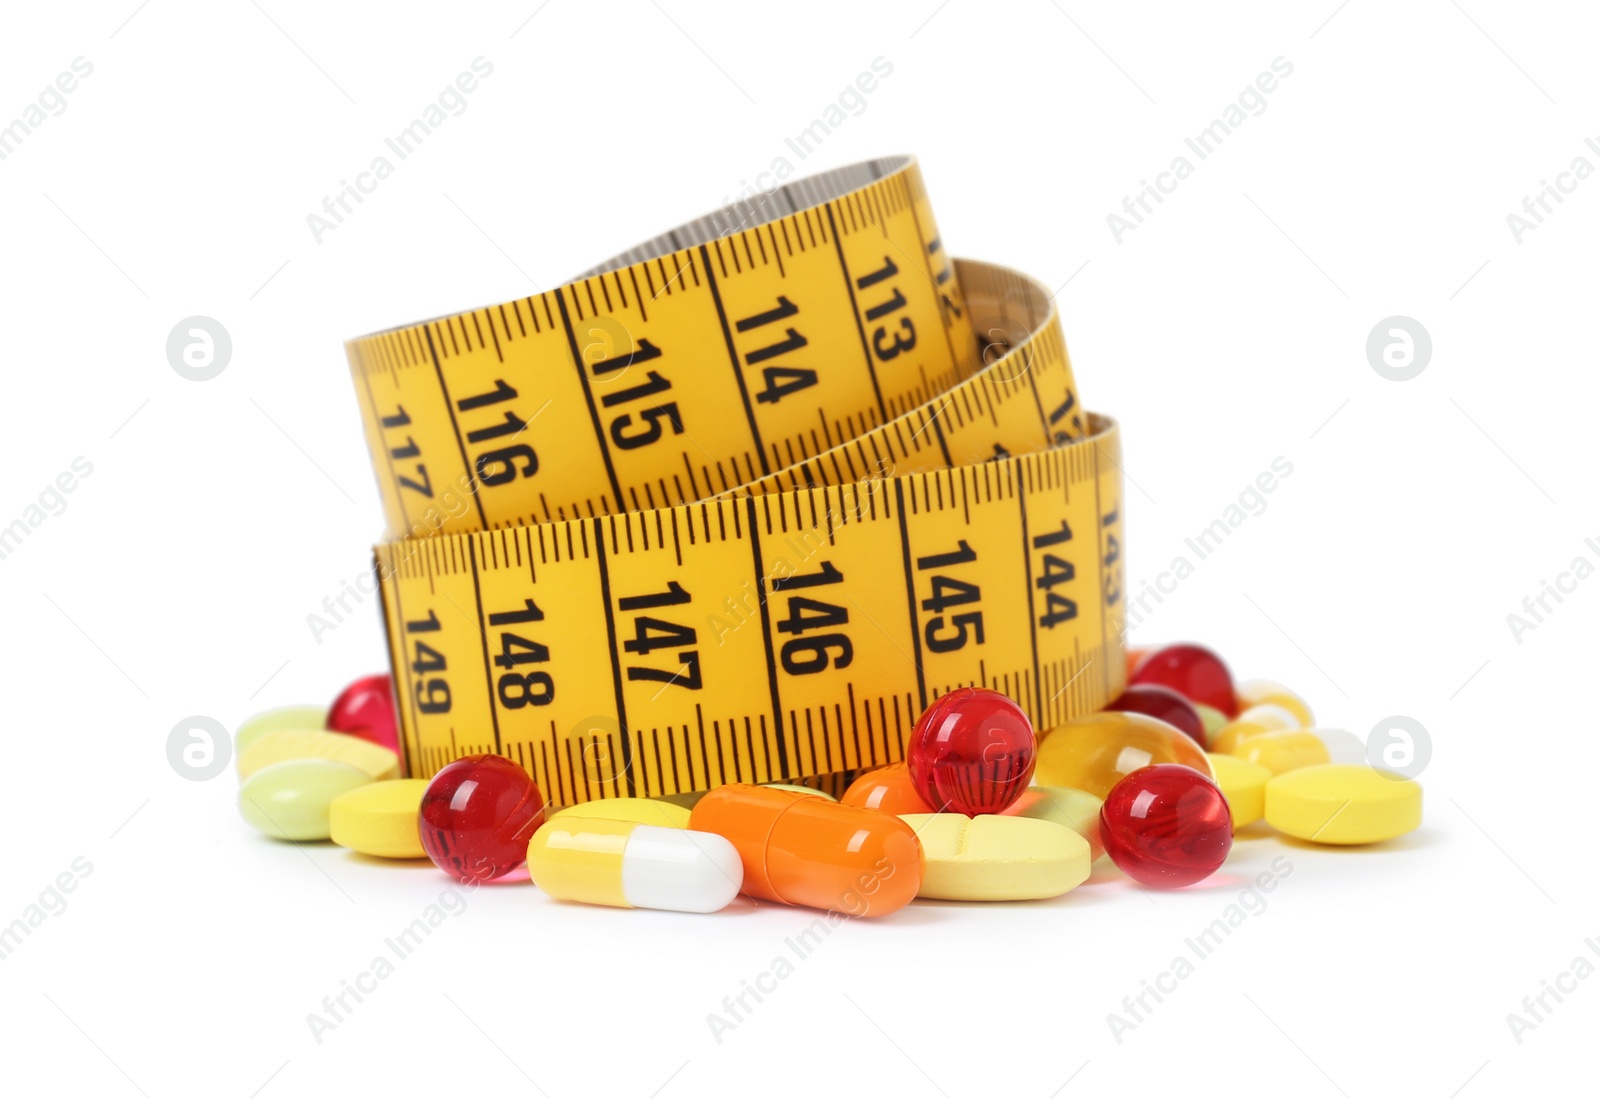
left=1104, top=684, right=1206, bottom=745
left=908, top=688, right=1036, bottom=816
left=419, top=755, right=544, bottom=883
left=1100, top=764, right=1233, bottom=888
left=327, top=673, right=400, bottom=753
left=1128, top=643, right=1237, bottom=717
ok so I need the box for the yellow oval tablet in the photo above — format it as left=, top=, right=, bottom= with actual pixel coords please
left=238, top=728, right=399, bottom=781
left=330, top=779, right=429, bottom=858
left=550, top=797, right=691, bottom=829
left=1205, top=753, right=1271, bottom=827
left=900, top=814, right=1090, bottom=901
left=1004, top=786, right=1104, bottom=860
left=235, top=705, right=328, bottom=756
left=1233, top=730, right=1330, bottom=775
left=1212, top=704, right=1300, bottom=754
left=1265, top=765, right=1422, bottom=845
left=1234, top=679, right=1314, bottom=728
left=240, top=759, right=372, bottom=841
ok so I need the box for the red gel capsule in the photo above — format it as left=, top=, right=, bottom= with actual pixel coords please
left=327, top=674, right=400, bottom=753
left=1129, top=643, right=1238, bottom=717
left=419, top=755, right=544, bottom=883
left=1100, top=764, right=1233, bottom=888
left=908, top=688, right=1036, bottom=816
left=1104, top=684, right=1205, bottom=746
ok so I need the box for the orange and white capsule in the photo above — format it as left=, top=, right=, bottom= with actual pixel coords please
left=527, top=817, right=742, bottom=913
left=691, top=785, right=924, bottom=917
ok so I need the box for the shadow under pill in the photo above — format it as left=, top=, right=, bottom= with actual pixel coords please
left=1232, top=821, right=1279, bottom=842
left=1270, top=827, right=1443, bottom=855
left=249, top=833, right=335, bottom=848
left=862, top=902, right=951, bottom=925
left=343, top=852, right=435, bottom=870
left=1085, top=860, right=1123, bottom=885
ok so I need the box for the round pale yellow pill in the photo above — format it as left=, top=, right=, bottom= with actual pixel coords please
left=1232, top=730, right=1330, bottom=775
left=1212, top=704, right=1301, bottom=754
left=550, top=797, right=691, bottom=829
left=1194, top=704, right=1228, bottom=743
left=1004, top=786, right=1105, bottom=860
left=1234, top=679, right=1314, bottom=728
left=761, top=784, right=836, bottom=801
left=235, top=705, right=328, bottom=756
left=1205, top=753, right=1271, bottom=827
left=1265, top=765, right=1422, bottom=845
left=240, top=760, right=372, bottom=841
left=238, top=728, right=399, bottom=781
left=900, top=814, right=1091, bottom=901
left=330, top=779, right=429, bottom=857
left=1243, top=703, right=1302, bottom=730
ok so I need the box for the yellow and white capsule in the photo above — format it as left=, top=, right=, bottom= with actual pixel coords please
left=527, top=817, right=742, bottom=913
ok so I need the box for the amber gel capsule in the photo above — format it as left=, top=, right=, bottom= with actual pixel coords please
left=690, top=785, right=925, bottom=917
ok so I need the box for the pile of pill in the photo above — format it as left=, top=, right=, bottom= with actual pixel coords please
left=236, top=642, right=1423, bottom=915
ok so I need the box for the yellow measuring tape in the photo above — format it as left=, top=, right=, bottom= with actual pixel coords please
left=346, top=157, right=1127, bottom=804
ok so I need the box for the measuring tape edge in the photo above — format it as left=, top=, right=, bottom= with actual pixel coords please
left=342, top=156, right=925, bottom=350
left=371, top=414, right=1119, bottom=571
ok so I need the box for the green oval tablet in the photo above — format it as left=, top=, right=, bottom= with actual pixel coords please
left=1194, top=703, right=1228, bottom=744
left=240, top=759, right=372, bottom=841
left=1005, top=785, right=1104, bottom=860
left=235, top=705, right=328, bottom=756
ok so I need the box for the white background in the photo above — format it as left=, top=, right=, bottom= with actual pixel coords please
left=1, top=1, right=1594, bottom=1095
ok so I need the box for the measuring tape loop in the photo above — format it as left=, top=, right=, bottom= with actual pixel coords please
left=349, top=159, right=1126, bottom=803
left=348, top=156, right=976, bottom=538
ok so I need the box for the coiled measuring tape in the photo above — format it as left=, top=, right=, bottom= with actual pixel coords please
left=346, top=157, right=1127, bottom=804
